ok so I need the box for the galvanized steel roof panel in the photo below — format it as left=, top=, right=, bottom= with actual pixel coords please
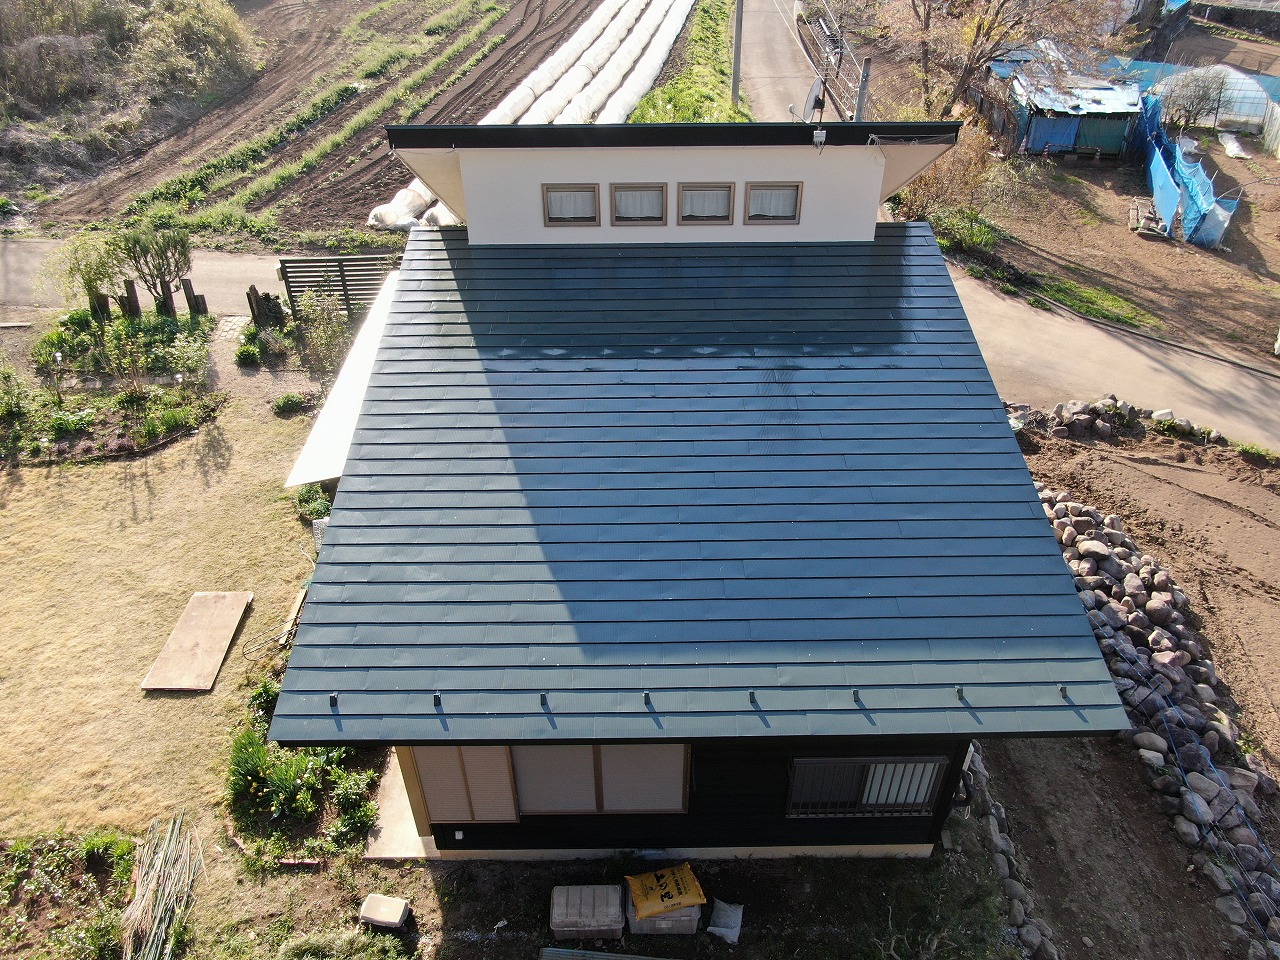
left=270, top=223, right=1127, bottom=745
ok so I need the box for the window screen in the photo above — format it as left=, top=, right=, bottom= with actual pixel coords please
left=511, top=744, right=598, bottom=813
left=787, top=757, right=945, bottom=817
left=679, top=184, right=733, bottom=223
left=747, top=183, right=801, bottom=222
left=599, top=744, right=686, bottom=812
left=612, top=184, right=666, bottom=224
left=544, top=184, right=599, bottom=225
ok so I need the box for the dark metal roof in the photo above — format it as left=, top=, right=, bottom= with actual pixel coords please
left=269, top=223, right=1128, bottom=746
left=386, top=121, right=961, bottom=151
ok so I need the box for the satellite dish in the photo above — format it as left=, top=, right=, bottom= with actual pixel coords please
left=801, top=77, right=824, bottom=122
left=787, top=78, right=826, bottom=123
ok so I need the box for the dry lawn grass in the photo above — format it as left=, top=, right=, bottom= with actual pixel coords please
left=0, top=394, right=314, bottom=835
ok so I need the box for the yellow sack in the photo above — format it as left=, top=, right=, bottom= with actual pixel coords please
left=625, top=862, right=707, bottom=919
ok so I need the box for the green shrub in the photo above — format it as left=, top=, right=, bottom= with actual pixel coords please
left=294, top=483, right=333, bottom=521
left=1027, top=296, right=1052, bottom=310
left=273, top=393, right=310, bottom=417
left=929, top=209, right=1003, bottom=254
left=247, top=676, right=281, bottom=723
left=327, top=800, right=379, bottom=846
left=79, top=830, right=136, bottom=887
left=134, top=416, right=164, bottom=446
left=31, top=327, right=83, bottom=373
left=330, top=768, right=379, bottom=813
left=0, top=197, right=17, bottom=216
left=234, top=342, right=261, bottom=367
left=158, top=407, right=196, bottom=433
left=50, top=407, right=97, bottom=438
left=0, top=360, right=28, bottom=419
left=226, top=727, right=324, bottom=825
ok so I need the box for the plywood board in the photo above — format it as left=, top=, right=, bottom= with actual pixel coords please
left=141, top=591, right=253, bottom=691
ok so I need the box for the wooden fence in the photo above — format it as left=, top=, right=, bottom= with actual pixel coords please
left=277, top=254, right=401, bottom=321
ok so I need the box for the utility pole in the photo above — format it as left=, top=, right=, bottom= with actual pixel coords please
left=855, top=57, right=871, bottom=121
left=731, top=0, right=745, bottom=108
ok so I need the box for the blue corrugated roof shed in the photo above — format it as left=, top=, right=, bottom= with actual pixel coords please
left=269, top=223, right=1128, bottom=745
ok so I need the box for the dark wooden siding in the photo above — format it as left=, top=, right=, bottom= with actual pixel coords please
left=429, top=736, right=969, bottom=851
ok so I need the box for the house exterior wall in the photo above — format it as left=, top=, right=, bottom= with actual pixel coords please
left=458, top=146, right=887, bottom=244
left=401, top=736, right=969, bottom=855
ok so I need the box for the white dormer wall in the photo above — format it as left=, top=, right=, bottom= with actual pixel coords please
left=397, top=144, right=896, bottom=244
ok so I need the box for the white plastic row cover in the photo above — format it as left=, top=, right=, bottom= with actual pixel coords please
left=480, top=0, right=632, bottom=124
left=555, top=0, right=684, bottom=124
left=520, top=0, right=654, bottom=124
left=596, top=0, right=698, bottom=123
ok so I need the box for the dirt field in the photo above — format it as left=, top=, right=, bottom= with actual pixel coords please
left=41, top=0, right=602, bottom=241
left=1167, top=20, right=1280, bottom=74
left=988, top=141, right=1280, bottom=364
left=978, top=427, right=1280, bottom=960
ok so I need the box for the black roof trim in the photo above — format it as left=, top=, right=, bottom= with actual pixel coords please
left=385, top=122, right=961, bottom=151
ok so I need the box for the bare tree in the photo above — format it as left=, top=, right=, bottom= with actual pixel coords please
left=1160, top=67, right=1229, bottom=130
left=873, top=0, right=1135, bottom=117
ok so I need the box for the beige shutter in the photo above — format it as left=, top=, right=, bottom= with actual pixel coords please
left=412, top=746, right=472, bottom=822
left=411, top=746, right=518, bottom=823
left=599, top=744, right=686, bottom=813
left=512, top=744, right=598, bottom=813
left=460, top=747, right=518, bottom=822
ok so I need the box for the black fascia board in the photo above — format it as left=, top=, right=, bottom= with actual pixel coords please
left=385, top=121, right=961, bottom=151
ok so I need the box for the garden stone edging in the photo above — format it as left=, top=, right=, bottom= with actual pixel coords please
left=979, top=394, right=1280, bottom=960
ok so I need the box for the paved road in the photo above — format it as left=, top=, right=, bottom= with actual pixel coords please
left=737, top=0, right=817, bottom=121
left=954, top=267, right=1280, bottom=450
left=0, top=238, right=282, bottom=319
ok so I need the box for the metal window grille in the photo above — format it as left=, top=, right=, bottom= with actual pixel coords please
left=787, top=757, right=945, bottom=818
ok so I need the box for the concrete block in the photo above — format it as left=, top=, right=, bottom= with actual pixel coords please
left=360, top=893, right=409, bottom=928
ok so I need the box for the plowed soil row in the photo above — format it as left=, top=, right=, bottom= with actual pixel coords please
left=46, top=0, right=601, bottom=238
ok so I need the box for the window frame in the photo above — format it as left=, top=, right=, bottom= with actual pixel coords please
left=744, top=181, right=803, bottom=225
left=785, top=755, right=947, bottom=818
left=542, top=182, right=601, bottom=227
left=677, top=181, right=736, bottom=225
left=610, top=182, right=668, bottom=226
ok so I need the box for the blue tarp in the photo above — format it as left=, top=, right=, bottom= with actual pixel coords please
left=1175, top=148, right=1217, bottom=241
left=1132, top=94, right=1237, bottom=248
left=1027, top=115, right=1082, bottom=153
left=1149, top=152, right=1181, bottom=233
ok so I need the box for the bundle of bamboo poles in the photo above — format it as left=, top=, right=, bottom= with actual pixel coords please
left=122, top=811, right=205, bottom=960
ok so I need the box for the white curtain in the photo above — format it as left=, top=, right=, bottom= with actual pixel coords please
left=749, top=185, right=798, bottom=220
left=681, top=186, right=731, bottom=220
left=547, top=188, right=596, bottom=220
left=614, top=187, right=663, bottom=220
